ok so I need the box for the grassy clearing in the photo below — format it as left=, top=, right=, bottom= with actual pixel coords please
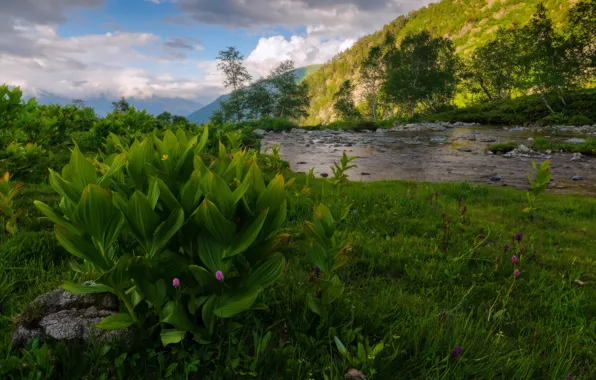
left=2, top=176, right=596, bottom=379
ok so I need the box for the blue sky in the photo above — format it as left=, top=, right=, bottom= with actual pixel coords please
left=0, top=0, right=431, bottom=104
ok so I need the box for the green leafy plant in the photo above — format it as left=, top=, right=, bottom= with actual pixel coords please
left=0, top=172, right=23, bottom=235
left=305, top=204, right=352, bottom=324
left=333, top=328, right=385, bottom=378
left=35, top=127, right=292, bottom=345
left=263, top=145, right=285, bottom=172
left=330, top=152, right=358, bottom=189
left=524, top=160, right=551, bottom=213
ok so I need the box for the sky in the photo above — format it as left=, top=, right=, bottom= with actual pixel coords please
left=0, top=0, right=433, bottom=104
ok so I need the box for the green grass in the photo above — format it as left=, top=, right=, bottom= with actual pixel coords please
left=487, top=142, right=519, bottom=154
left=2, top=176, right=596, bottom=379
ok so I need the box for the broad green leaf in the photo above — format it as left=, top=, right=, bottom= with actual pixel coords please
left=197, top=199, right=236, bottom=243
left=196, top=125, right=209, bottom=153
left=121, top=191, right=160, bottom=249
left=55, top=225, right=111, bottom=272
left=147, top=177, right=161, bottom=210
left=62, top=282, right=115, bottom=294
left=308, top=295, right=321, bottom=316
left=197, top=237, right=224, bottom=273
left=97, top=153, right=126, bottom=187
left=256, top=174, right=285, bottom=213
left=161, top=301, right=196, bottom=332
left=261, top=199, right=287, bottom=238
left=156, top=178, right=181, bottom=212
left=150, top=208, right=184, bottom=257
left=161, top=329, right=186, bottom=346
left=334, top=336, right=347, bottom=356
left=201, top=171, right=233, bottom=217
left=202, top=295, right=217, bottom=334
left=34, top=201, right=78, bottom=233
left=357, top=343, right=366, bottom=361
left=226, top=209, right=268, bottom=257
left=246, top=253, right=285, bottom=288
left=72, top=185, right=124, bottom=253
left=308, top=243, right=329, bottom=273
left=304, top=221, right=328, bottom=248
left=49, top=170, right=80, bottom=204
left=127, top=138, right=154, bottom=190
left=180, top=170, right=203, bottom=214
left=69, top=144, right=98, bottom=191
left=213, top=285, right=261, bottom=318
left=189, top=265, right=219, bottom=289
left=94, top=313, right=135, bottom=330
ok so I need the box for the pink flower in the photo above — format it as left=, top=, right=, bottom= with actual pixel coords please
left=215, top=271, right=224, bottom=281
left=173, top=278, right=180, bottom=288
left=511, top=255, right=518, bottom=264
left=514, top=269, right=520, bottom=279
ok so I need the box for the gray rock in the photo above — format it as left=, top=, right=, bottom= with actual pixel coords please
left=12, top=288, right=135, bottom=348
left=572, top=175, right=584, bottom=181
left=490, top=175, right=502, bottom=182
left=253, top=129, right=267, bottom=136
left=320, top=173, right=329, bottom=178
left=458, top=147, right=472, bottom=152
left=478, top=137, right=497, bottom=143
left=431, top=136, right=448, bottom=143
left=527, top=138, right=534, bottom=142
left=572, top=153, right=583, bottom=162
left=517, top=144, right=531, bottom=153
left=290, top=128, right=307, bottom=134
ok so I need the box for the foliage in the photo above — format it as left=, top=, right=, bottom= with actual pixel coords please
left=487, top=142, right=518, bottom=154
left=305, top=203, right=352, bottom=324
left=34, top=128, right=292, bottom=345
left=330, top=152, right=359, bottom=189
left=524, top=160, right=552, bottom=213
left=384, top=31, right=459, bottom=117
left=334, top=330, right=385, bottom=378
left=333, top=80, right=361, bottom=121
left=0, top=172, right=23, bottom=236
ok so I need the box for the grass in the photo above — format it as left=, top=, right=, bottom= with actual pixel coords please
left=2, top=175, right=596, bottom=379
left=487, top=142, right=519, bottom=154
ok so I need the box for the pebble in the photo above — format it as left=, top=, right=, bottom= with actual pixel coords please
left=458, top=147, right=472, bottom=152
left=572, top=153, right=583, bottom=162
left=490, top=175, right=502, bottom=182
left=572, top=175, right=584, bottom=181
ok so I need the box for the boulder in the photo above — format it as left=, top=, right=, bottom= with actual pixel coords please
left=572, top=175, right=584, bottom=181
left=572, top=153, right=583, bottom=162
left=290, top=128, right=307, bottom=134
left=567, top=138, right=586, bottom=144
left=253, top=129, right=267, bottom=136
left=12, top=288, right=135, bottom=349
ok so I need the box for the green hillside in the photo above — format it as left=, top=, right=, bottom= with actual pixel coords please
left=305, top=0, right=577, bottom=124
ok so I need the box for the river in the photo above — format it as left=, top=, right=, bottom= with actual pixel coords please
left=261, top=125, right=596, bottom=196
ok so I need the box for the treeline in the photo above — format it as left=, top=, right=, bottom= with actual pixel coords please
left=210, top=48, right=310, bottom=124
left=333, top=1, right=596, bottom=125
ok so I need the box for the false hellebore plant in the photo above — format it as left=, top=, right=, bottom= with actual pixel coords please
left=35, top=127, right=292, bottom=345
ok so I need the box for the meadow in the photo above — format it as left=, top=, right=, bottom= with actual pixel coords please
left=1, top=86, right=596, bottom=380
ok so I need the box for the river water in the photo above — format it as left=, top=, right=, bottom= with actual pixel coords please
left=261, top=125, right=596, bottom=196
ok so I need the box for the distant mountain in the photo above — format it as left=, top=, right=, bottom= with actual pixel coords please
left=187, top=64, right=323, bottom=124
left=28, top=90, right=203, bottom=117
left=304, top=0, right=577, bottom=124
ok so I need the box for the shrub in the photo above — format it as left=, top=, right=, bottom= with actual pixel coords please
left=568, top=115, right=593, bottom=127
left=537, top=113, right=567, bottom=126
left=35, top=127, right=293, bottom=345
left=487, top=142, right=518, bottom=154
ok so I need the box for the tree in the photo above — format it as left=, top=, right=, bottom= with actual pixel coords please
left=518, top=4, right=580, bottom=111
left=216, top=47, right=252, bottom=122
left=268, top=60, right=310, bottom=120
left=383, top=31, right=458, bottom=117
left=567, top=0, right=596, bottom=79
left=333, top=80, right=361, bottom=121
left=219, top=88, right=248, bottom=124
left=157, top=111, right=173, bottom=123
left=465, top=27, right=522, bottom=101
left=112, top=97, right=130, bottom=113
left=359, top=33, right=394, bottom=122
left=245, top=78, right=274, bottom=119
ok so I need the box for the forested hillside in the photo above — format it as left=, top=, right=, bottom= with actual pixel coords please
left=305, top=0, right=578, bottom=124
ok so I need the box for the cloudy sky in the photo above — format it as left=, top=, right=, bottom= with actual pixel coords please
left=0, top=0, right=432, bottom=104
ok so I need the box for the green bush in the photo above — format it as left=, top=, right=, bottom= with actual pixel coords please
left=568, top=114, right=593, bottom=126
left=487, top=142, right=518, bottom=154
left=35, top=127, right=292, bottom=345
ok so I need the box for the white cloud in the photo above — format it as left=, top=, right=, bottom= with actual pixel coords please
left=246, top=35, right=356, bottom=76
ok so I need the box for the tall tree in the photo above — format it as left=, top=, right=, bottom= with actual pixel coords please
left=383, top=31, right=458, bottom=117
left=360, top=46, right=386, bottom=122
left=267, top=60, right=310, bottom=120
left=518, top=4, right=580, bottom=111
left=567, top=0, right=596, bottom=79
left=333, top=80, right=361, bottom=121
left=245, top=78, right=274, bottom=119
left=465, top=27, right=522, bottom=101
left=216, top=47, right=252, bottom=122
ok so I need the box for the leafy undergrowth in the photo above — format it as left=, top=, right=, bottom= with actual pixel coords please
left=2, top=177, right=596, bottom=379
